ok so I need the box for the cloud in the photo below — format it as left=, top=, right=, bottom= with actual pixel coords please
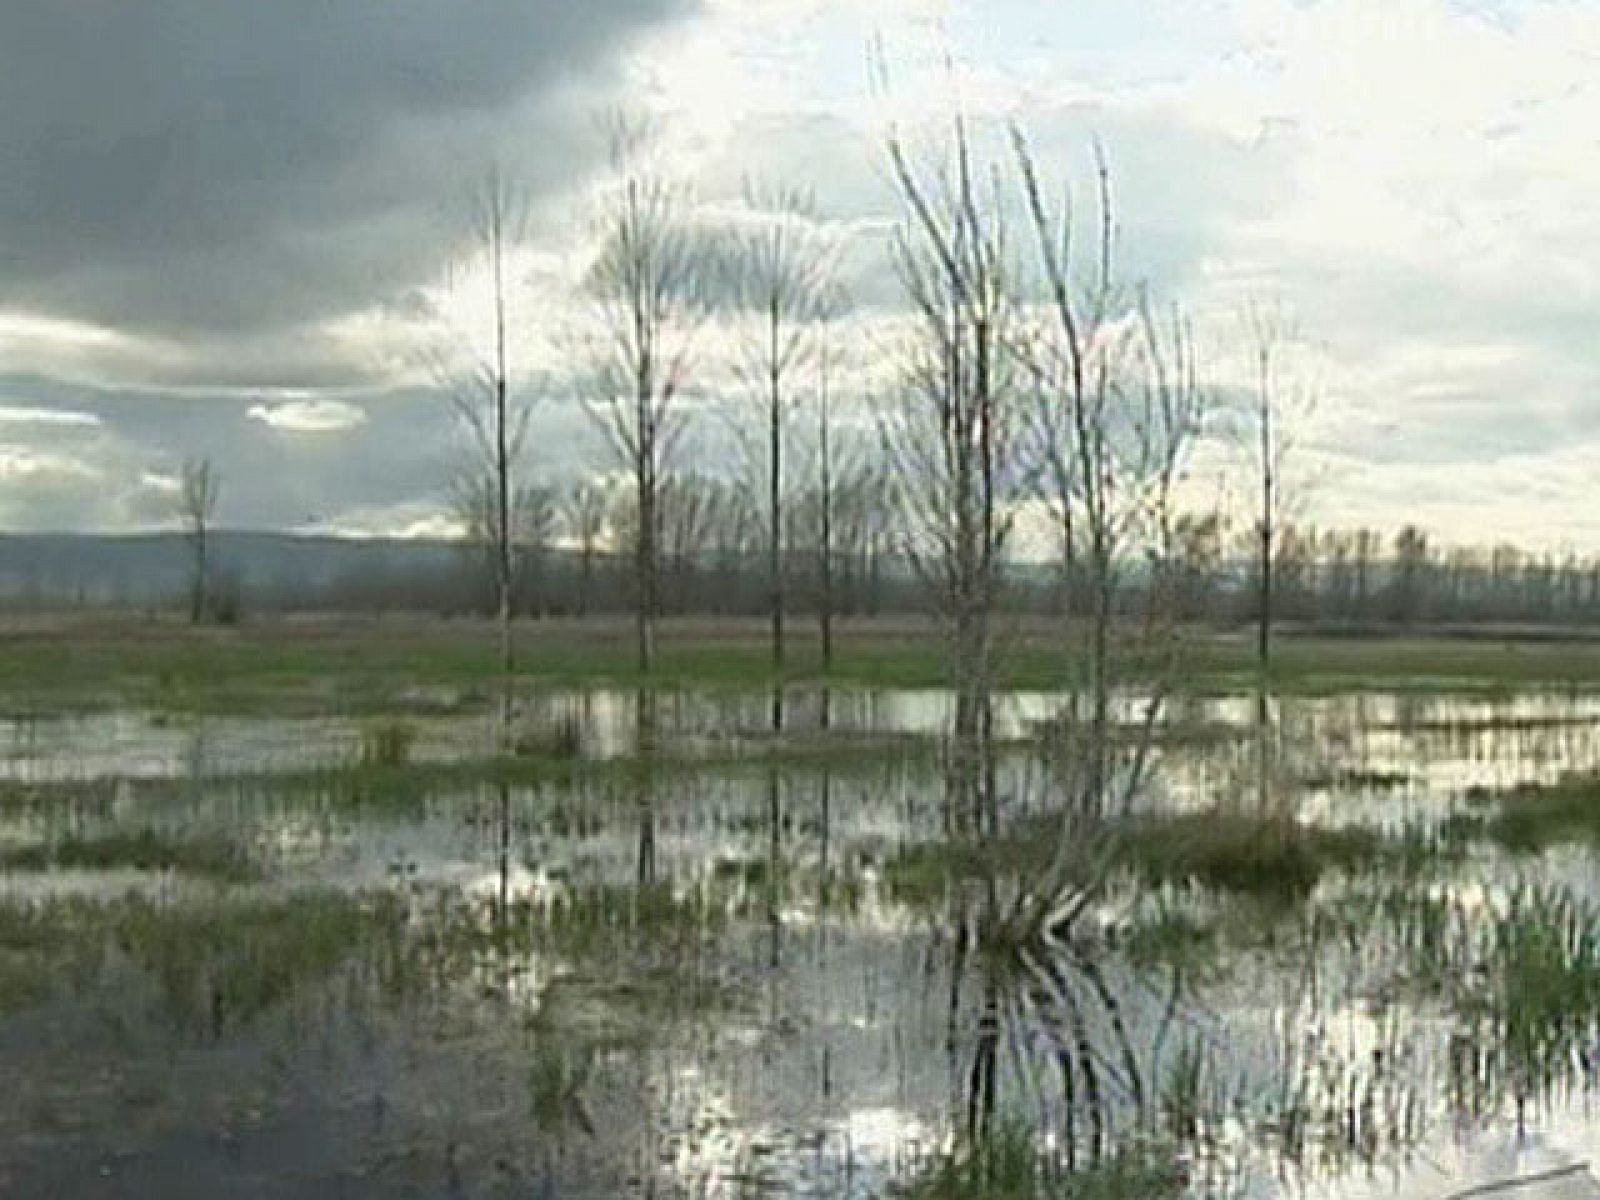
left=2, top=0, right=1599, bottom=553
left=298, top=501, right=465, bottom=541
left=0, top=404, right=101, bottom=428
left=248, top=399, right=368, bottom=434
left=0, top=0, right=692, bottom=383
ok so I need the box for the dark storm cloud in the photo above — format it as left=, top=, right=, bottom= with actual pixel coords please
left=0, top=1, right=693, bottom=344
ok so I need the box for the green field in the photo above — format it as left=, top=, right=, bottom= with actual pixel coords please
left=11, top=613, right=1600, bottom=715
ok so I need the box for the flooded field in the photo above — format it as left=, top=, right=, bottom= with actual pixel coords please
left=8, top=683, right=1600, bottom=1197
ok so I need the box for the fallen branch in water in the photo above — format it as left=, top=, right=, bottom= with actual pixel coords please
left=1442, top=1161, right=1594, bottom=1200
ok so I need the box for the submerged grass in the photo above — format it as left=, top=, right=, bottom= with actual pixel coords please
left=0, top=732, right=941, bottom=821
left=357, top=718, right=416, bottom=767
left=0, top=889, right=401, bottom=1028
left=1117, top=813, right=1390, bottom=899
left=884, top=809, right=1454, bottom=910
left=1378, top=882, right=1600, bottom=1111
left=1450, top=774, right=1600, bottom=853
left=0, top=828, right=259, bottom=881
left=892, top=1121, right=1184, bottom=1200
left=116, top=890, right=404, bottom=1034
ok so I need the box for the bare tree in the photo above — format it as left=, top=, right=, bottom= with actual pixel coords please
left=179, top=456, right=220, bottom=624
left=884, top=118, right=1021, bottom=837
left=1241, top=300, right=1317, bottom=680
left=1014, top=126, right=1205, bottom=828
left=437, top=171, right=533, bottom=677
left=724, top=182, right=837, bottom=678
left=814, top=323, right=839, bottom=670
left=583, top=117, right=709, bottom=673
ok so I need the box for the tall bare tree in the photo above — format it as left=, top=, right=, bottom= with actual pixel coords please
left=179, top=456, right=220, bottom=624
left=439, top=171, right=532, bottom=678
left=1241, top=300, right=1317, bottom=680
left=814, top=323, right=839, bottom=671
left=1014, top=127, right=1205, bottom=822
left=583, top=118, right=708, bottom=673
left=725, top=182, right=836, bottom=678
left=884, top=119, right=1021, bottom=837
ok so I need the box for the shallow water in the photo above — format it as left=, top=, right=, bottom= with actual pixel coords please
left=6, top=685, right=1600, bottom=1197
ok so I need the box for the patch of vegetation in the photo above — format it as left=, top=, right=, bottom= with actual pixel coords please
left=113, top=890, right=404, bottom=1035
left=884, top=810, right=1448, bottom=910
left=358, top=718, right=416, bottom=767
left=1462, top=775, right=1600, bottom=853
left=1381, top=882, right=1600, bottom=1109
left=0, top=829, right=259, bottom=882
left=1122, top=899, right=1224, bottom=976
left=0, top=894, right=106, bottom=1015
left=382, top=880, right=749, bottom=1042
left=1118, top=814, right=1388, bottom=900
left=0, top=890, right=401, bottom=1029
left=892, top=1122, right=1184, bottom=1200
left=1298, top=768, right=1412, bottom=791
left=512, top=711, right=584, bottom=760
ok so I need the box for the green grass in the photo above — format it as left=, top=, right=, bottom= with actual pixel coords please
left=884, top=810, right=1449, bottom=909
left=0, top=829, right=260, bottom=881
left=357, top=718, right=416, bottom=767
left=1377, top=882, right=1600, bottom=1107
left=892, top=1122, right=1184, bottom=1200
left=115, top=890, right=403, bottom=1034
left=1117, top=813, right=1392, bottom=899
left=6, top=616, right=1600, bottom=716
left=1448, top=774, right=1600, bottom=853
left=0, top=890, right=402, bottom=1026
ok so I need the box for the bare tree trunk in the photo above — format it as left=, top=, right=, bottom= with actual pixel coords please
left=179, top=457, right=220, bottom=626
left=191, top=523, right=207, bottom=624
left=583, top=128, right=704, bottom=677
left=637, top=447, right=656, bottom=675
left=1257, top=340, right=1274, bottom=683
left=818, top=350, right=835, bottom=673
left=491, top=201, right=515, bottom=681
left=767, top=299, right=784, bottom=679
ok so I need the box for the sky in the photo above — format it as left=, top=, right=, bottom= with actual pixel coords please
left=1, top=0, right=1598, bottom=554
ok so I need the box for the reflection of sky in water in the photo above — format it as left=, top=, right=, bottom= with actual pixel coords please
left=12, top=687, right=1600, bottom=1195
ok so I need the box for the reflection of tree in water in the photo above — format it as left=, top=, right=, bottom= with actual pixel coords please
left=933, top=892, right=1450, bottom=1196
left=635, top=686, right=657, bottom=887
left=943, top=894, right=1177, bottom=1171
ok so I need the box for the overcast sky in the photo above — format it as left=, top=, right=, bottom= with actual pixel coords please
left=2, top=0, right=1598, bottom=553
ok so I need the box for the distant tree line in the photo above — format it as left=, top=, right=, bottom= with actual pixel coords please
left=23, top=498, right=1600, bottom=633
left=311, top=511, right=1600, bottom=629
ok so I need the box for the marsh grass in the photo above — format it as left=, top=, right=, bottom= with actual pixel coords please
left=512, top=710, right=584, bottom=760
left=893, top=1121, right=1184, bottom=1200
left=0, top=733, right=937, bottom=824
left=885, top=811, right=1455, bottom=911
left=358, top=718, right=416, bottom=767
left=0, top=890, right=402, bottom=1030
left=397, top=880, right=738, bottom=1019
left=1407, top=885, right=1600, bottom=1112
left=114, top=890, right=404, bottom=1034
left=0, top=828, right=259, bottom=882
left=1459, top=775, right=1600, bottom=853
left=1117, top=815, right=1387, bottom=899
left=0, top=894, right=105, bottom=1014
